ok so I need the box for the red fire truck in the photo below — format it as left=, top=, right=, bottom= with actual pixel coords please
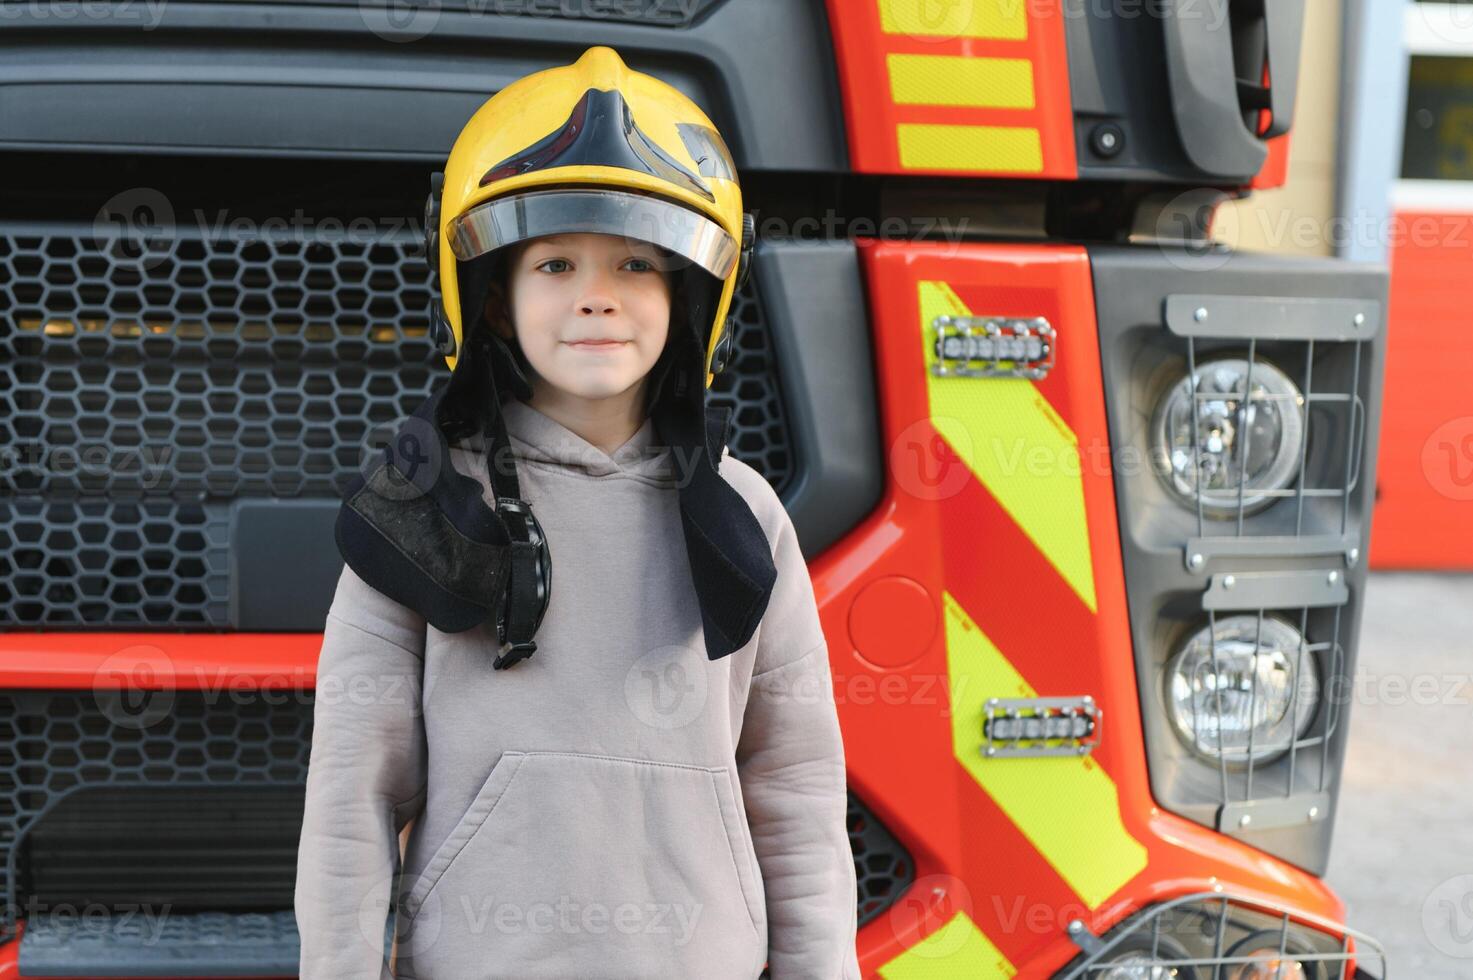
left=1, top=1, right=1387, bottom=977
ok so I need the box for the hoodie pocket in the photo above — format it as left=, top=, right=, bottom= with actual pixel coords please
left=399, top=750, right=764, bottom=973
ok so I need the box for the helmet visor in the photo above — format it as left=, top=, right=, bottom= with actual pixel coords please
left=449, top=187, right=738, bottom=281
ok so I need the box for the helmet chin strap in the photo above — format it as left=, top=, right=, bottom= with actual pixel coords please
left=478, top=398, right=549, bottom=669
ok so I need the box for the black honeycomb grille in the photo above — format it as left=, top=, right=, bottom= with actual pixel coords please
left=0, top=222, right=791, bottom=628
left=0, top=691, right=905, bottom=946
left=847, top=792, right=915, bottom=928
left=0, top=688, right=314, bottom=943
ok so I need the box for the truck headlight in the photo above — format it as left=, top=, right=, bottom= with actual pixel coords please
left=1224, top=931, right=1320, bottom=979
left=1166, top=617, right=1319, bottom=767
left=1151, top=357, right=1304, bottom=517
left=1096, top=934, right=1197, bottom=979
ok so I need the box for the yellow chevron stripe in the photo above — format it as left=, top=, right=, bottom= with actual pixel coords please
left=944, top=591, right=1147, bottom=907
left=876, top=910, right=1016, bottom=979
left=896, top=124, right=1043, bottom=173
left=877, top=0, right=1028, bottom=40
left=919, top=280, right=1096, bottom=611
left=887, top=54, right=1035, bottom=109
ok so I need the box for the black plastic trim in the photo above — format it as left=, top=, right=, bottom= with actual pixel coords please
left=754, top=239, right=884, bottom=560
left=0, top=0, right=847, bottom=171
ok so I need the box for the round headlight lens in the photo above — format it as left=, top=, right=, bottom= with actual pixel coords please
left=1225, top=931, right=1321, bottom=980
left=1097, top=935, right=1199, bottom=979
left=1152, top=357, right=1305, bottom=517
left=1166, top=616, right=1320, bottom=767
left=1099, top=954, right=1183, bottom=980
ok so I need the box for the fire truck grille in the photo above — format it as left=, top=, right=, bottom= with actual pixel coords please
left=0, top=688, right=312, bottom=941
left=847, top=793, right=915, bottom=927
left=0, top=689, right=904, bottom=945
left=0, top=222, right=793, bottom=628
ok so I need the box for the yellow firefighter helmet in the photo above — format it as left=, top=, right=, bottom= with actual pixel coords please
left=424, top=44, right=754, bottom=387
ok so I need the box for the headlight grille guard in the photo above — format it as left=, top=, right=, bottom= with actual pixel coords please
left=1088, top=258, right=1387, bottom=872
left=1058, top=890, right=1388, bottom=980
left=1162, top=293, right=1373, bottom=569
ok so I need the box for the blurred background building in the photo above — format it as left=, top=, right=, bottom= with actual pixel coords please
left=1227, top=0, right=1473, bottom=571
left=1243, top=4, right=1473, bottom=975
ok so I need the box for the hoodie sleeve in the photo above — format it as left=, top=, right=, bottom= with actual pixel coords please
left=296, top=564, right=429, bottom=980
left=735, top=505, right=862, bottom=980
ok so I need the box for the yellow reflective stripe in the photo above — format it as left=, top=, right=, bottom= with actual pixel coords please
left=919, top=280, right=1096, bottom=611
left=877, top=0, right=1028, bottom=40
left=876, top=910, right=1016, bottom=979
left=944, top=592, right=1148, bottom=908
left=896, top=124, right=1043, bottom=173
left=887, top=54, right=1035, bottom=109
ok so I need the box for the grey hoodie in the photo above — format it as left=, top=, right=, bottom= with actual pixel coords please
left=295, top=397, right=861, bottom=979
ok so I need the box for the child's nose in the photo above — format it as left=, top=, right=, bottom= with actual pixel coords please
left=577, top=269, right=619, bottom=315
left=579, top=295, right=617, bottom=315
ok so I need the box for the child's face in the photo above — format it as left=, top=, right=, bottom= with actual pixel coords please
left=492, top=232, right=674, bottom=407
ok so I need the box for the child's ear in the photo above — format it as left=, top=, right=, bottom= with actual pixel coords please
left=482, top=280, right=513, bottom=339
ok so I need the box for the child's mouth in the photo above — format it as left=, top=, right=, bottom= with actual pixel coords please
left=566, top=340, right=628, bottom=351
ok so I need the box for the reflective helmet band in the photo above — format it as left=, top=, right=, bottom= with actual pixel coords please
left=449, top=187, right=738, bottom=281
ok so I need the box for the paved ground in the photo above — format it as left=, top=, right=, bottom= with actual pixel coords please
left=1325, top=572, right=1473, bottom=978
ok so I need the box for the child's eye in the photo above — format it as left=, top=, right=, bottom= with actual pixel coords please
left=624, top=257, right=657, bottom=273
left=536, top=258, right=571, bottom=273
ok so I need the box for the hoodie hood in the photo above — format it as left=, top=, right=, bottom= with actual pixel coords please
left=497, top=397, right=679, bottom=486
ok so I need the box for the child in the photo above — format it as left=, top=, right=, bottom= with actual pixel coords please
left=294, top=46, right=861, bottom=979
